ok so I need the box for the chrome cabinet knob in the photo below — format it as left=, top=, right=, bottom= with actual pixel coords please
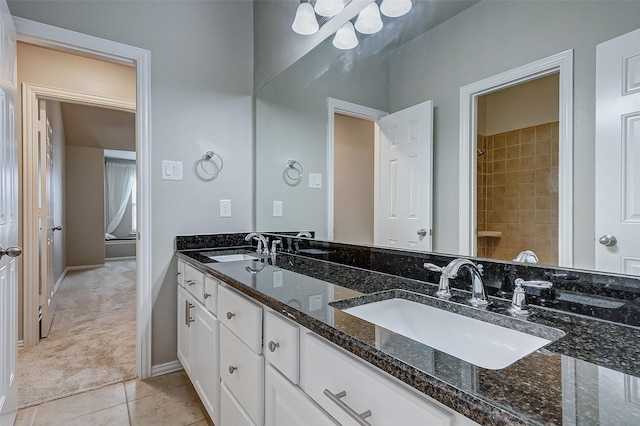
left=51, top=225, right=63, bottom=231
left=0, top=245, right=22, bottom=260
left=204, top=292, right=211, bottom=299
left=268, top=341, right=279, bottom=352
left=226, top=311, right=235, bottom=320
left=598, top=234, right=617, bottom=247
left=228, top=365, right=237, bottom=374
left=417, top=228, right=427, bottom=237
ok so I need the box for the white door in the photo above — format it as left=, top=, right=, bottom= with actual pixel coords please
left=375, top=100, right=433, bottom=250
left=595, top=27, right=640, bottom=274
left=38, top=101, right=57, bottom=337
left=0, top=1, right=19, bottom=425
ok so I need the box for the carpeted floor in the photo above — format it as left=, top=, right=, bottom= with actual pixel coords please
left=18, top=259, right=137, bottom=409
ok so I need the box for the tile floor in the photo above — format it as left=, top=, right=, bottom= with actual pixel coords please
left=13, top=370, right=213, bottom=426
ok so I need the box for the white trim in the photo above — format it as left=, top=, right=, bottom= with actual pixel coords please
left=17, top=341, right=24, bottom=350
left=326, top=98, right=387, bottom=240
left=459, top=50, right=574, bottom=267
left=53, top=268, right=67, bottom=295
left=105, top=256, right=137, bottom=261
left=151, top=360, right=184, bottom=377
left=15, top=17, right=153, bottom=379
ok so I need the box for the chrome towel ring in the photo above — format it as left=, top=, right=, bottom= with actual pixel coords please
left=195, top=150, right=224, bottom=181
left=284, top=159, right=303, bottom=186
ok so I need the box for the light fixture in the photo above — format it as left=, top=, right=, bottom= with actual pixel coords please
left=380, top=0, right=412, bottom=18
left=354, top=3, right=383, bottom=34
left=314, top=0, right=344, bottom=17
left=292, top=1, right=319, bottom=35
left=332, top=21, right=358, bottom=50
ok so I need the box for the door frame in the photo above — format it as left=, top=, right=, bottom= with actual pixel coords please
left=326, top=98, right=386, bottom=240
left=15, top=17, right=152, bottom=379
left=458, top=49, right=574, bottom=267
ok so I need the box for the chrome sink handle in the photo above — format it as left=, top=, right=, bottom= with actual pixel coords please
left=423, top=262, right=451, bottom=299
left=508, top=278, right=530, bottom=317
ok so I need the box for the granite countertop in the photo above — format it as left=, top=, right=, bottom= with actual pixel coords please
left=176, top=246, right=640, bottom=426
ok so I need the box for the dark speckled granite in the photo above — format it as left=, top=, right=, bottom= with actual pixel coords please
left=176, top=234, right=640, bottom=426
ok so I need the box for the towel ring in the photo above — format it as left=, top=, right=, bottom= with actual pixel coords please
left=195, top=151, right=224, bottom=181
left=283, top=160, right=303, bottom=186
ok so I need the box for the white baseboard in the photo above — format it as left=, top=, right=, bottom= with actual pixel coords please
left=151, top=360, right=183, bottom=377
left=66, top=264, right=105, bottom=272
left=53, top=268, right=69, bottom=295
left=106, top=256, right=136, bottom=261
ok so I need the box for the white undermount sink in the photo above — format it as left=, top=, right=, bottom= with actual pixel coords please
left=208, top=253, right=259, bottom=262
left=343, top=298, right=558, bottom=370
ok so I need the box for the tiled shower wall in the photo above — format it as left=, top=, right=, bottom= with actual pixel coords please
left=477, top=122, right=559, bottom=264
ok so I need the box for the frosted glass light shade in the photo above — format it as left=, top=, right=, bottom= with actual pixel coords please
left=355, top=3, right=383, bottom=34
left=380, top=0, right=412, bottom=18
left=314, top=0, right=344, bottom=17
left=292, top=2, right=319, bottom=35
left=332, top=21, right=358, bottom=50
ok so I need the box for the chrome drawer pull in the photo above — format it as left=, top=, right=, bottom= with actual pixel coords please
left=323, top=389, right=372, bottom=426
left=228, top=365, right=237, bottom=374
left=185, top=279, right=196, bottom=286
left=226, top=311, right=235, bottom=320
left=185, top=300, right=194, bottom=326
left=268, top=341, right=279, bottom=352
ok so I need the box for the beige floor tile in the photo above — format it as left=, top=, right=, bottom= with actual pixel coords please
left=188, top=419, right=214, bottom=426
left=32, top=383, right=126, bottom=426
left=124, top=369, right=191, bottom=401
left=63, top=403, right=129, bottom=426
left=14, top=406, right=37, bottom=426
left=128, top=384, right=206, bottom=426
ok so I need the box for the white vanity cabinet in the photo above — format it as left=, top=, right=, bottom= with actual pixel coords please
left=218, top=284, right=264, bottom=426
left=176, top=260, right=221, bottom=426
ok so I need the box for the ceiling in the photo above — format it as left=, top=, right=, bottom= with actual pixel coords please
left=60, top=102, right=135, bottom=152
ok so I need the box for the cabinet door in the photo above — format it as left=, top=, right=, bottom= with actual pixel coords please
left=177, top=286, right=194, bottom=375
left=265, top=364, right=337, bottom=426
left=220, top=325, right=264, bottom=426
left=221, top=382, right=256, bottom=426
left=193, top=303, right=220, bottom=426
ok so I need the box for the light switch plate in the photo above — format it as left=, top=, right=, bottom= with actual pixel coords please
left=308, top=173, right=322, bottom=189
left=309, top=294, right=323, bottom=311
left=272, top=270, right=283, bottom=288
left=219, top=199, right=231, bottom=217
left=161, top=160, right=183, bottom=180
left=273, top=200, right=283, bottom=217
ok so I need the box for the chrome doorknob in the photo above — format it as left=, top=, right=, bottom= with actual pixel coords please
left=51, top=226, right=63, bottom=231
left=417, top=229, right=427, bottom=237
left=0, top=245, right=22, bottom=260
left=598, top=235, right=617, bottom=247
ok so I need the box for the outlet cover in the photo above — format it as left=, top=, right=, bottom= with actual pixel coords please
left=309, top=294, right=323, bottom=311
left=219, top=199, right=231, bottom=217
left=308, top=173, right=322, bottom=189
left=273, top=200, right=283, bottom=217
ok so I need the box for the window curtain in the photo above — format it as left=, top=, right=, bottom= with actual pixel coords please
left=105, top=160, right=136, bottom=235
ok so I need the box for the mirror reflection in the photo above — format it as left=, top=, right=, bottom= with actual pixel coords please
left=255, top=0, right=640, bottom=272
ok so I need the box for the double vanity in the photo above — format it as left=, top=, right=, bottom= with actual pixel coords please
left=175, top=233, right=640, bottom=425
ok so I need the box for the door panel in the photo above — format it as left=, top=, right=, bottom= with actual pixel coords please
left=595, top=27, right=640, bottom=274
left=375, top=100, right=433, bottom=251
left=0, top=1, right=19, bottom=424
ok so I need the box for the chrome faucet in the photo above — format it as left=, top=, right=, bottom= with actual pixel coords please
left=513, top=250, right=538, bottom=264
left=244, top=232, right=269, bottom=255
left=425, top=258, right=490, bottom=307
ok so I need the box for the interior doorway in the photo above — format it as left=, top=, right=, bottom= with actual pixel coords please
left=475, top=73, right=559, bottom=264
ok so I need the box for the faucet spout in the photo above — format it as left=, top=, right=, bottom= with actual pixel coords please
left=440, top=258, right=490, bottom=307
left=244, top=232, right=269, bottom=255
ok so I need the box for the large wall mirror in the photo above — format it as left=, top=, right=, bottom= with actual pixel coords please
left=255, top=0, right=640, bottom=272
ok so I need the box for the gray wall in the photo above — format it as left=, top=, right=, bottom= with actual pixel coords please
left=8, top=1, right=254, bottom=366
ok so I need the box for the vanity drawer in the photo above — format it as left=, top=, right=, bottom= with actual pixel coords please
left=204, top=275, right=219, bottom=316
left=218, top=284, right=263, bottom=353
left=301, top=333, right=454, bottom=426
left=264, top=311, right=299, bottom=384
left=183, top=263, right=204, bottom=303
left=220, top=325, right=264, bottom=426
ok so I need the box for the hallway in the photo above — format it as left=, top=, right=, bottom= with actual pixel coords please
left=18, top=260, right=137, bottom=408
